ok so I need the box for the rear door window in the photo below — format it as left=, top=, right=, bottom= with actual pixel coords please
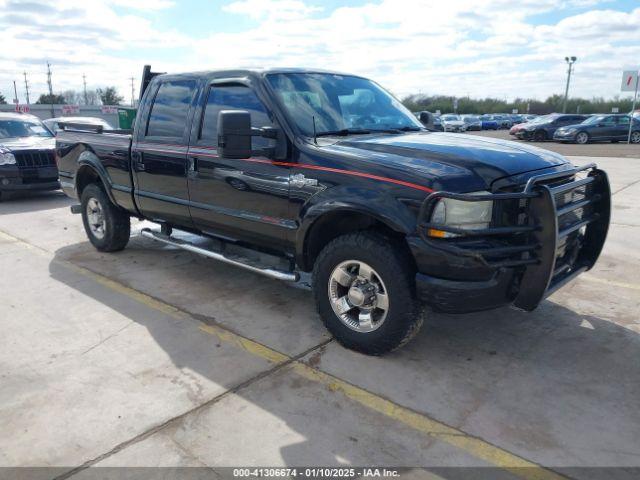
left=146, top=80, right=197, bottom=139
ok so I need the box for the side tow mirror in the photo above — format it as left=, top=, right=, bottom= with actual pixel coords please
left=217, top=110, right=285, bottom=160
left=218, top=110, right=253, bottom=159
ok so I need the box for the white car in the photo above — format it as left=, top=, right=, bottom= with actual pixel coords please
left=440, top=114, right=467, bottom=133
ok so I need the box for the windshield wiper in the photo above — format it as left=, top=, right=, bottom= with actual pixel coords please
left=366, top=126, right=424, bottom=134
left=315, top=128, right=372, bottom=137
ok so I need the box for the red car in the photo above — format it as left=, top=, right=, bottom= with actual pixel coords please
left=509, top=122, right=527, bottom=135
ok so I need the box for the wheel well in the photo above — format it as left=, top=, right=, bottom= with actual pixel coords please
left=76, top=165, right=103, bottom=196
left=303, top=210, right=410, bottom=271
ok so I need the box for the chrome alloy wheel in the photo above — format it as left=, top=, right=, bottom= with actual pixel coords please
left=328, top=260, right=389, bottom=333
left=631, top=131, right=640, bottom=144
left=86, top=197, right=106, bottom=239
left=575, top=132, right=589, bottom=144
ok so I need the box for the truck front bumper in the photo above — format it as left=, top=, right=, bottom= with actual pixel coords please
left=410, top=164, right=611, bottom=313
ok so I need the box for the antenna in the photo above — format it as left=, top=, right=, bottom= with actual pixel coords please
left=82, top=74, right=88, bottom=105
left=312, top=115, right=318, bottom=145
left=23, top=71, right=30, bottom=105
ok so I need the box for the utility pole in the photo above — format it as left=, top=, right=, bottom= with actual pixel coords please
left=83, top=74, right=88, bottom=105
left=627, top=72, right=638, bottom=144
left=23, top=71, right=30, bottom=105
left=13, top=80, right=19, bottom=105
left=562, top=56, right=577, bottom=113
left=46, top=61, right=55, bottom=117
left=130, top=76, right=135, bottom=107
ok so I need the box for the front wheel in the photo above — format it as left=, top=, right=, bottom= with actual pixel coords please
left=81, top=183, right=131, bottom=252
left=312, top=232, right=423, bottom=355
left=631, top=131, right=640, bottom=144
left=575, top=131, right=589, bottom=144
left=533, top=130, right=547, bottom=142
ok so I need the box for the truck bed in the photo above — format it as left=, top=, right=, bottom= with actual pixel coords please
left=56, top=127, right=135, bottom=211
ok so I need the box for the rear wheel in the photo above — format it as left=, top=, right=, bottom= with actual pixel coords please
left=80, top=183, right=130, bottom=252
left=575, top=131, right=589, bottom=144
left=312, top=232, right=423, bottom=355
left=533, top=130, right=547, bottom=142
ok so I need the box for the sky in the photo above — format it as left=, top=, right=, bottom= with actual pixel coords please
left=1, top=0, right=639, bottom=105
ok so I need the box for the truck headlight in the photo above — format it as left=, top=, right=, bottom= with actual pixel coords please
left=429, top=192, right=493, bottom=237
left=0, top=152, right=16, bottom=166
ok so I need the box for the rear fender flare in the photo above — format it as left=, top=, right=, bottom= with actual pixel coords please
left=75, top=151, right=117, bottom=205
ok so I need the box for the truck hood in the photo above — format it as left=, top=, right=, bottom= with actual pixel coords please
left=325, top=132, right=569, bottom=190
left=0, top=136, right=55, bottom=152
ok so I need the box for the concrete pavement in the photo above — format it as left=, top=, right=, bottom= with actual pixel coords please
left=0, top=155, right=639, bottom=479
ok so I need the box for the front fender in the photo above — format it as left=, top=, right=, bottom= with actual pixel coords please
left=295, top=185, right=418, bottom=265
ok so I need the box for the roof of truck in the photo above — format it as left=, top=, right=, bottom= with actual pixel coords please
left=157, top=67, right=364, bottom=79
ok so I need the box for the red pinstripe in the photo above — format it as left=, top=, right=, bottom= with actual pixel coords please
left=135, top=142, right=434, bottom=193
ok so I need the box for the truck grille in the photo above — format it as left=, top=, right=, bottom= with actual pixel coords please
left=14, top=150, right=56, bottom=168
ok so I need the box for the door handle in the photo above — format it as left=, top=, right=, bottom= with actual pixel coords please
left=131, top=151, right=145, bottom=171
left=188, top=156, right=198, bottom=173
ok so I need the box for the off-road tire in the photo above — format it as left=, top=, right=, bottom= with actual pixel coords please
left=312, top=231, right=423, bottom=355
left=80, top=183, right=130, bottom=252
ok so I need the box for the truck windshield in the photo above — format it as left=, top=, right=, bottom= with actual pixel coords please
left=266, top=73, right=423, bottom=137
left=0, top=119, right=53, bottom=139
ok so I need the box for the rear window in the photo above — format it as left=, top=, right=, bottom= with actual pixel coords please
left=146, top=80, right=197, bottom=138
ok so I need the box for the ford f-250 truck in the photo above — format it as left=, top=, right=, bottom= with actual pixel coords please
left=56, top=66, right=611, bottom=355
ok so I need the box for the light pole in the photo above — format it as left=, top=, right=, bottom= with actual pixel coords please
left=562, top=56, right=577, bottom=113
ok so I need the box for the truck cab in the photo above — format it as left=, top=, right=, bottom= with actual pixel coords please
left=56, top=67, right=611, bottom=355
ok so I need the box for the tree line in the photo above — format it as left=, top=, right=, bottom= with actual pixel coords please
left=402, top=93, right=638, bottom=115
left=0, top=87, right=124, bottom=106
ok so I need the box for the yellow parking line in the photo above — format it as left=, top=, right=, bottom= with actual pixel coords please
left=0, top=228, right=565, bottom=479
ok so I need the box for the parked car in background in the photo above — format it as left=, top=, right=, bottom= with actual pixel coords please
left=522, top=114, right=538, bottom=122
left=0, top=112, right=59, bottom=200
left=440, top=114, right=466, bottom=132
left=516, top=114, right=588, bottom=141
left=553, top=114, right=640, bottom=144
left=43, top=116, right=114, bottom=134
left=415, top=111, right=443, bottom=131
left=461, top=115, right=482, bottom=131
left=509, top=114, right=524, bottom=124
left=479, top=115, right=499, bottom=130
left=491, top=114, right=513, bottom=129
left=509, top=122, right=528, bottom=136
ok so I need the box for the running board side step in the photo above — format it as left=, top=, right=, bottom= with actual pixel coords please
left=140, top=228, right=299, bottom=282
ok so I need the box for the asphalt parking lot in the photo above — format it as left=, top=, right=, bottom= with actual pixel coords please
left=1, top=151, right=639, bottom=478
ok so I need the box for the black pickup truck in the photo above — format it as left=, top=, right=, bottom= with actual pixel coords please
left=56, top=67, right=611, bottom=354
